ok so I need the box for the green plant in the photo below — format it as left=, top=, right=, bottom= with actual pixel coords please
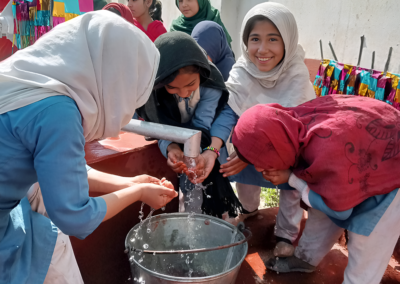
left=260, top=187, right=280, bottom=208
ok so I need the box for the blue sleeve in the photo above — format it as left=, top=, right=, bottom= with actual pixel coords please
left=191, top=86, right=221, bottom=130
left=309, top=190, right=353, bottom=220
left=210, top=104, right=239, bottom=143
left=21, top=100, right=107, bottom=239
left=158, top=139, right=172, bottom=159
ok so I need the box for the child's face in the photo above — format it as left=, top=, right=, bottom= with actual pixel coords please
left=247, top=20, right=285, bottom=72
left=127, top=0, right=151, bottom=19
left=165, top=73, right=200, bottom=98
left=178, top=0, right=199, bottom=18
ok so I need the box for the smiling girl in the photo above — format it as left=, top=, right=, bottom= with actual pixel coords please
left=126, top=0, right=166, bottom=42
left=170, top=0, right=232, bottom=47
left=212, top=2, right=316, bottom=257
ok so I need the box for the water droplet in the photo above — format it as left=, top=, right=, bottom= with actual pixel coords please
left=130, top=238, right=135, bottom=242
left=161, top=206, right=165, bottom=211
left=185, top=256, right=190, bottom=264
left=206, top=195, right=211, bottom=198
left=153, top=252, right=156, bottom=255
left=181, top=254, right=184, bottom=258
left=204, top=219, right=210, bottom=225
left=143, top=244, right=149, bottom=249
left=146, top=228, right=151, bottom=233
left=138, top=258, right=143, bottom=263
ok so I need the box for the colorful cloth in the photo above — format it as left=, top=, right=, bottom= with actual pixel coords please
left=133, top=18, right=167, bottom=42
left=170, top=0, right=232, bottom=47
left=53, top=0, right=93, bottom=27
left=232, top=95, right=400, bottom=211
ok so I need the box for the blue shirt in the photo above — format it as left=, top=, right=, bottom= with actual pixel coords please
left=309, top=188, right=398, bottom=236
left=213, top=104, right=295, bottom=190
left=0, top=96, right=107, bottom=284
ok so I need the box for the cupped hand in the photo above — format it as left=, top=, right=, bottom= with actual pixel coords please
left=140, top=183, right=178, bottom=209
left=220, top=152, right=248, bottom=177
left=191, top=151, right=217, bottom=184
left=262, top=169, right=292, bottom=185
left=167, top=146, right=188, bottom=174
left=184, top=154, right=206, bottom=184
left=130, top=174, right=162, bottom=185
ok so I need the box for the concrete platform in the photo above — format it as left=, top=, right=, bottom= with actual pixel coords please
left=236, top=207, right=400, bottom=284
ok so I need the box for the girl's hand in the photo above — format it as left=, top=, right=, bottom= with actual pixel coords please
left=190, top=151, right=217, bottom=184
left=262, top=169, right=292, bottom=185
left=220, top=152, right=248, bottom=177
left=130, top=174, right=162, bottom=185
left=167, top=144, right=188, bottom=174
left=184, top=154, right=206, bottom=184
left=139, top=183, right=178, bottom=209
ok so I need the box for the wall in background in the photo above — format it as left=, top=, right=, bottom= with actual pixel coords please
left=160, top=0, right=400, bottom=74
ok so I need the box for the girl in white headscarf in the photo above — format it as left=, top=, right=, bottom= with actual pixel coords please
left=0, top=11, right=177, bottom=284
left=214, top=2, right=316, bottom=256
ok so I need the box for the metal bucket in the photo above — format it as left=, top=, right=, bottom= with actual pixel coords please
left=125, top=213, right=249, bottom=284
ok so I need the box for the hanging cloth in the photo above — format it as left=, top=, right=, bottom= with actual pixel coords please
left=53, top=0, right=93, bottom=27
left=0, top=11, right=159, bottom=142
left=232, top=95, right=400, bottom=211
left=170, top=0, right=232, bottom=47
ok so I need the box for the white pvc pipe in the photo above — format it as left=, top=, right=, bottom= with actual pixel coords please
left=122, top=119, right=202, bottom=158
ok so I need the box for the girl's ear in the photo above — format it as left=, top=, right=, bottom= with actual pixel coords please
left=145, top=0, right=152, bottom=8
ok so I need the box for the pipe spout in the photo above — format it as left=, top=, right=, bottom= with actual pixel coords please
left=121, top=119, right=202, bottom=158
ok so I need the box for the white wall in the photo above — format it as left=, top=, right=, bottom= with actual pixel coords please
left=160, top=0, right=400, bottom=74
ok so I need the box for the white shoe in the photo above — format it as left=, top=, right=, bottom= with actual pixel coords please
left=224, top=210, right=258, bottom=227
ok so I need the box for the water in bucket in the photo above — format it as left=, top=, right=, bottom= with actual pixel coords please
left=126, top=213, right=248, bottom=284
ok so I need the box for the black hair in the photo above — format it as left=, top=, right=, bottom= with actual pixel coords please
left=107, top=7, right=121, bottom=16
left=242, top=15, right=276, bottom=48
left=154, top=65, right=208, bottom=90
left=149, top=0, right=163, bottom=22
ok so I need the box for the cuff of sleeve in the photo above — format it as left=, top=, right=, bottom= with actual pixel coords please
left=288, top=173, right=308, bottom=193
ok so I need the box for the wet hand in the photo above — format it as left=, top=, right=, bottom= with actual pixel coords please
left=130, top=174, right=162, bottom=185
left=185, top=154, right=206, bottom=184
left=139, top=183, right=178, bottom=209
left=167, top=146, right=188, bottom=174
left=191, top=151, right=217, bottom=184
left=220, top=152, right=248, bottom=177
left=262, top=169, right=291, bottom=185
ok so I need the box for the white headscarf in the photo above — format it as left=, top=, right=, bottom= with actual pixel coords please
left=0, top=11, right=160, bottom=142
left=227, top=2, right=315, bottom=116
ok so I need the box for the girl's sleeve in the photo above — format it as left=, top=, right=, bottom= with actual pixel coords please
left=21, top=100, right=107, bottom=239
left=288, top=173, right=353, bottom=220
left=210, top=104, right=239, bottom=144
left=158, top=139, right=172, bottom=159
left=191, top=86, right=221, bottom=131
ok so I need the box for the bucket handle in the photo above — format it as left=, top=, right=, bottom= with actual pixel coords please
left=125, top=224, right=252, bottom=255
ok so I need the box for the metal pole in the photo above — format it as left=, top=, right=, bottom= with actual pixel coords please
left=329, top=41, right=338, bottom=61
left=122, top=119, right=202, bottom=158
left=370, top=51, right=375, bottom=74
left=384, top=47, right=393, bottom=76
left=319, top=39, right=324, bottom=61
left=357, top=35, right=365, bottom=67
